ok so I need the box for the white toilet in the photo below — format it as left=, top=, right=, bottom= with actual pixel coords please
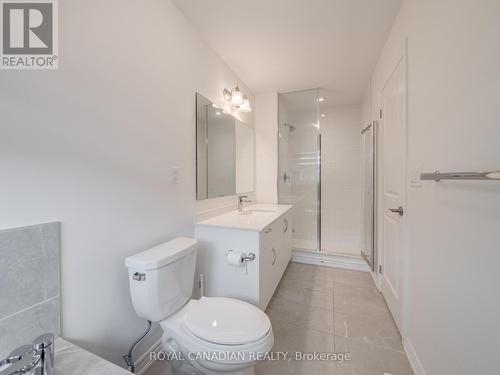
left=125, top=237, right=274, bottom=375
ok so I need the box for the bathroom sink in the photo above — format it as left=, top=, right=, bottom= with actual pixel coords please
left=196, top=204, right=293, bottom=231
left=241, top=209, right=276, bottom=216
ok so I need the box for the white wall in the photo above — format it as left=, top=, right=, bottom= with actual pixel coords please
left=361, top=84, right=372, bottom=130
left=255, top=92, right=278, bottom=204
left=321, top=105, right=362, bottom=255
left=0, top=0, right=253, bottom=367
left=235, top=122, right=255, bottom=194
left=364, top=1, right=500, bottom=374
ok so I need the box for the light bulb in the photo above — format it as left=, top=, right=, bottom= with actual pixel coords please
left=230, top=86, right=243, bottom=106
left=239, top=97, right=252, bottom=112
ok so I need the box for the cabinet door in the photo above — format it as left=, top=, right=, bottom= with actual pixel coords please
left=275, top=214, right=292, bottom=274
left=282, top=214, right=292, bottom=260
left=259, top=242, right=279, bottom=309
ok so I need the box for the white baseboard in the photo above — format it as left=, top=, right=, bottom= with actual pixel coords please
left=135, top=339, right=163, bottom=375
left=291, top=249, right=370, bottom=272
left=403, top=336, right=427, bottom=375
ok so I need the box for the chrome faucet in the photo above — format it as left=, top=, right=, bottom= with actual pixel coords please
left=238, top=195, right=252, bottom=212
left=0, top=333, right=54, bottom=375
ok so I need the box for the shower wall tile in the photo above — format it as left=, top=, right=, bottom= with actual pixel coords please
left=0, top=223, right=60, bottom=358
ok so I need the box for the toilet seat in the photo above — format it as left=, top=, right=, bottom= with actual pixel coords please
left=160, top=297, right=274, bottom=361
left=183, top=297, right=271, bottom=346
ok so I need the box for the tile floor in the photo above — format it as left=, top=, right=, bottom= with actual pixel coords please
left=144, top=262, right=413, bottom=375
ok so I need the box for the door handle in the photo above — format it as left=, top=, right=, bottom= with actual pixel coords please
left=389, top=206, right=404, bottom=216
left=283, top=218, right=288, bottom=233
left=271, top=248, right=277, bottom=265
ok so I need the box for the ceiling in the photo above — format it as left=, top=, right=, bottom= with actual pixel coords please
left=173, top=0, right=402, bottom=106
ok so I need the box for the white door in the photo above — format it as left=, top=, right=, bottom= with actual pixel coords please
left=380, top=54, right=407, bottom=331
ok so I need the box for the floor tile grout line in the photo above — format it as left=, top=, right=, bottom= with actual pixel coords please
left=270, top=320, right=335, bottom=336
left=271, top=296, right=334, bottom=312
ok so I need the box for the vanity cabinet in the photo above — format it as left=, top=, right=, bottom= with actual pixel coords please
left=195, top=205, right=293, bottom=310
left=259, top=214, right=292, bottom=308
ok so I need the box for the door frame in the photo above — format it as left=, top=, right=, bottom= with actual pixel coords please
left=375, top=39, right=409, bottom=335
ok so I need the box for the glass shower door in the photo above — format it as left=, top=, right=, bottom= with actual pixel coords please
left=361, top=122, right=375, bottom=270
left=278, top=89, right=321, bottom=252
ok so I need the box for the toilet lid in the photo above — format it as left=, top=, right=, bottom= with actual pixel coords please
left=183, top=297, right=271, bottom=345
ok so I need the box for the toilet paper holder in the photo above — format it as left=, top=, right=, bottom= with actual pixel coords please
left=242, top=253, right=256, bottom=262
left=226, top=250, right=255, bottom=263
left=227, top=250, right=255, bottom=276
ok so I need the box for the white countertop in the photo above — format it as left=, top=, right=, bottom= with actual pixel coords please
left=55, top=339, right=130, bottom=375
left=196, top=204, right=293, bottom=231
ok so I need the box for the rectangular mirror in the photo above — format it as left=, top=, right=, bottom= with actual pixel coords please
left=196, top=93, right=254, bottom=200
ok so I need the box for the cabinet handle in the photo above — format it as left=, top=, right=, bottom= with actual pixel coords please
left=271, top=248, right=277, bottom=265
left=283, top=218, right=288, bottom=233
left=264, top=227, right=272, bottom=234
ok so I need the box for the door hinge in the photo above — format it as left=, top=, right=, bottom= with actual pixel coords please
left=379, top=109, right=383, bottom=119
left=378, top=265, right=383, bottom=274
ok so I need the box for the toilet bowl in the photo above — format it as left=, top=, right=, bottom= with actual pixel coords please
left=161, top=297, right=273, bottom=375
left=125, top=237, right=274, bottom=375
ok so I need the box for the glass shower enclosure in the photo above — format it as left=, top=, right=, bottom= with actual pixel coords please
left=278, top=89, right=375, bottom=266
left=278, top=89, right=321, bottom=252
left=361, top=122, right=376, bottom=270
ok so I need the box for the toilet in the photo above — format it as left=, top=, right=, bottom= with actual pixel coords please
left=125, top=237, right=274, bottom=375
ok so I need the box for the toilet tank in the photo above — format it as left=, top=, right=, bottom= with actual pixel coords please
left=125, top=237, right=198, bottom=322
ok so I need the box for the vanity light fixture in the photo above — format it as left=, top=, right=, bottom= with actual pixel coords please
left=223, top=86, right=252, bottom=112
left=318, top=97, right=325, bottom=102
left=223, top=88, right=232, bottom=102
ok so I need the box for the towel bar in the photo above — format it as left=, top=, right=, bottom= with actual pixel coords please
left=420, top=170, right=500, bottom=181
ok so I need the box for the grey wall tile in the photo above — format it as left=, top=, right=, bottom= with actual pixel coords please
left=0, top=223, right=60, bottom=320
left=0, top=223, right=60, bottom=359
left=0, top=225, right=44, bottom=319
left=0, top=296, right=60, bottom=359
left=41, top=223, right=61, bottom=300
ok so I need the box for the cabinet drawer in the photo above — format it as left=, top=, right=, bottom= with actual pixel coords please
left=262, top=215, right=290, bottom=246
